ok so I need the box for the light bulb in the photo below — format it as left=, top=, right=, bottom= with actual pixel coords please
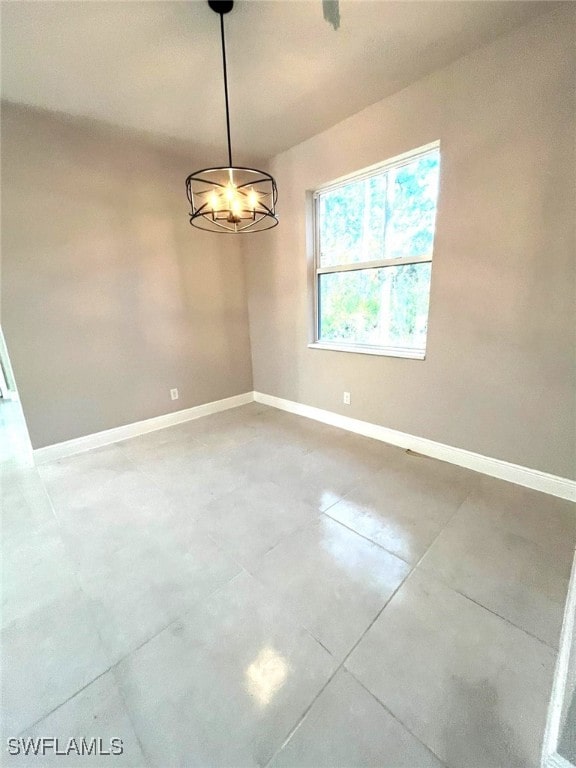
left=225, top=184, right=236, bottom=202
left=231, top=197, right=242, bottom=215
left=248, top=189, right=258, bottom=209
left=209, top=190, right=220, bottom=211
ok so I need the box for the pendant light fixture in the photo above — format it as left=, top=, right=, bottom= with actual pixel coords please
left=186, top=1, right=278, bottom=233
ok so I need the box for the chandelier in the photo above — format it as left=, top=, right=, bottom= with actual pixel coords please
left=186, top=1, right=278, bottom=233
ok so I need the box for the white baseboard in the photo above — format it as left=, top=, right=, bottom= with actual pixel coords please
left=254, top=391, right=576, bottom=502
left=33, top=392, right=254, bottom=464
left=33, top=387, right=576, bottom=502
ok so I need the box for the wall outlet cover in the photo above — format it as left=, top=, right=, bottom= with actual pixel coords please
left=170, top=388, right=179, bottom=400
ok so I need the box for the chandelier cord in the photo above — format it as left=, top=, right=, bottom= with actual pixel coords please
left=185, top=1, right=278, bottom=233
left=219, top=11, right=233, bottom=168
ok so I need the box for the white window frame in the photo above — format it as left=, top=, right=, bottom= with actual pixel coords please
left=309, top=140, right=440, bottom=360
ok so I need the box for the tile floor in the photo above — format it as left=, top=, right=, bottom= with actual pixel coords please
left=1, top=399, right=575, bottom=767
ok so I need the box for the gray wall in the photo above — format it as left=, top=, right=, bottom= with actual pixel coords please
left=1, top=103, right=253, bottom=448
left=243, top=6, right=576, bottom=479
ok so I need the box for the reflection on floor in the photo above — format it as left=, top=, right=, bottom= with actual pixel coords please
left=1, top=401, right=575, bottom=767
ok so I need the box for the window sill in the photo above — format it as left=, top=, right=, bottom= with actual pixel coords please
left=307, top=342, right=426, bottom=360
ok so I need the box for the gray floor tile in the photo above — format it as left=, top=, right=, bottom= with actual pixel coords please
left=237, top=414, right=395, bottom=513
left=1, top=466, right=56, bottom=546
left=313, top=430, right=402, bottom=473
left=77, top=529, right=241, bottom=662
left=167, top=406, right=265, bottom=451
left=270, top=669, right=443, bottom=768
left=136, top=447, right=251, bottom=511
left=419, top=495, right=573, bottom=647
left=4, top=673, right=147, bottom=767
left=325, top=452, right=476, bottom=563
left=39, top=457, right=242, bottom=660
left=48, top=468, right=202, bottom=566
left=117, top=427, right=208, bottom=467
left=115, top=572, right=336, bottom=768
left=1, top=588, right=110, bottom=735
left=253, top=410, right=348, bottom=452
left=252, top=516, right=411, bottom=657
left=1, top=400, right=568, bottom=768
left=251, top=446, right=377, bottom=513
left=37, top=444, right=141, bottom=513
left=2, top=519, right=77, bottom=629
left=346, top=569, right=556, bottom=768
left=464, top=475, right=576, bottom=561
left=194, top=480, right=320, bottom=568
left=218, top=434, right=313, bottom=480
left=1, top=463, right=77, bottom=629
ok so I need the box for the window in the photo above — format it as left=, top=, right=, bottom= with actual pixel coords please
left=311, top=142, right=440, bottom=359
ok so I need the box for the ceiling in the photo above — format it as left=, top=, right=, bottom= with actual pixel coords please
left=1, top=1, right=555, bottom=160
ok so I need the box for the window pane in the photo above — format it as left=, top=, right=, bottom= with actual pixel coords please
left=318, top=263, right=432, bottom=351
left=318, top=149, right=440, bottom=268
left=319, top=174, right=387, bottom=268
left=383, top=152, right=440, bottom=260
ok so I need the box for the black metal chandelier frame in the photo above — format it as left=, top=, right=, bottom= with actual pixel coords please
left=185, top=1, right=278, bottom=234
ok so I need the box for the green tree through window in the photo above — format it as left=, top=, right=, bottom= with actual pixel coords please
left=314, top=145, right=440, bottom=356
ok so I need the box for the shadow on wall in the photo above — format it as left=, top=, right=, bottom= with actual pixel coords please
left=174, top=219, right=253, bottom=394
left=242, top=154, right=306, bottom=399
left=0, top=101, right=256, bottom=448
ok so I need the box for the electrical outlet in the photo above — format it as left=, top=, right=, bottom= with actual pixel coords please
left=343, top=391, right=351, bottom=405
left=170, top=388, right=179, bottom=401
